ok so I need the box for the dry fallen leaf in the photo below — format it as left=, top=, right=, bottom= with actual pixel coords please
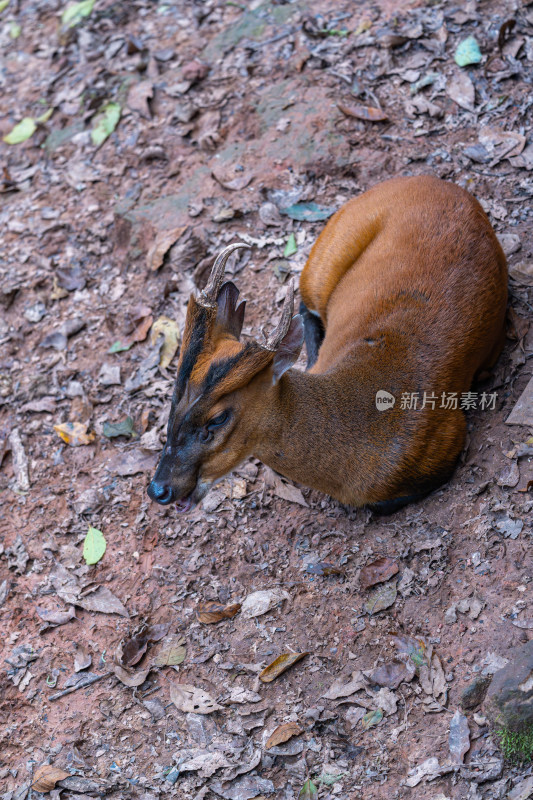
left=54, top=421, right=95, bottom=447
left=240, top=588, right=290, bottom=619
left=259, top=652, right=308, bottom=683
left=196, top=601, right=241, bottom=624
left=391, top=633, right=429, bottom=672
left=150, top=316, right=180, bottom=369
left=338, top=102, right=388, bottom=121
left=36, top=605, right=76, bottom=627
left=147, top=226, right=187, bottom=271
left=446, top=71, right=475, bottom=111
left=170, top=683, right=222, bottom=714
left=76, top=585, right=129, bottom=617
left=363, top=581, right=397, bottom=614
left=127, top=80, right=154, bottom=118
left=152, top=634, right=187, bottom=667
left=119, top=622, right=171, bottom=667
left=113, top=664, right=151, bottom=688
left=369, top=658, right=415, bottom=689
left=32, top=765, right=70, bottom=792
left=74, top=643, right=92, bottom=672
left=264, top=468, right=308, bottom=507
left=322, top=670, right=366, bottom=700
left=266, top=721, right=302, bottom=749
left=359, top=557, right=399, bottom=589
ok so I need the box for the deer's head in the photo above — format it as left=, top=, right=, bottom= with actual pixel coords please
left=147, top=243, right=304, bottom=511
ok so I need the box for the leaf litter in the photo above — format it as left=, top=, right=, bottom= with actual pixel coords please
left=1, top=0, right=532, bottom=796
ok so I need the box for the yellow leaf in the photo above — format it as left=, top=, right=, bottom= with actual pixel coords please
left=259, top=652, right=308, bottom=683
left=151, top=316, right=180, bottom=369
left=3, top=117, right=36, bottom=145
left=32, top=765, right=70, bottom=792
left=54, top=421, right=95, bottom=446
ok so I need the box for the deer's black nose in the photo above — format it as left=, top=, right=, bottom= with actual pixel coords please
left=147, top=481, right=174, bottom=505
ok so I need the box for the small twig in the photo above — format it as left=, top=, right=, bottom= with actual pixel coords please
left=246, top=29, right=294, bottom=50
left=48, top=671, right=113, bottom=701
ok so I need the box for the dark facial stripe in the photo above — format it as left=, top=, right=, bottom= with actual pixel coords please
left=201, top=344, right=253, bottom=396
left=174, top=306, right=209, bottom=403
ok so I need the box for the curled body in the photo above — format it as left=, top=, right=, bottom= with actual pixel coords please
left=148, top=175, right=507, bottom=513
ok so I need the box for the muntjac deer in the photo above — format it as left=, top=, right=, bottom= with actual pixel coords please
left=148, top=175, right=507, bottom=513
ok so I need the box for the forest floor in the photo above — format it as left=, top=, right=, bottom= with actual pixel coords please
left=1, top=0, right=533, bottom=799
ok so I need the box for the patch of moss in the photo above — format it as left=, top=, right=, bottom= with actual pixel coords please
left=497, top=726, right=533, bottom=763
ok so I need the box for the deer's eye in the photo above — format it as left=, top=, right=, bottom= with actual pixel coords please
left=207, top=410, right=229, bottom=429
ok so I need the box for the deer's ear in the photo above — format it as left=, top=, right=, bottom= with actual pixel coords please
left=216, top=282, right=246, bottom=339
left=272, top=315, right=304, bottom=384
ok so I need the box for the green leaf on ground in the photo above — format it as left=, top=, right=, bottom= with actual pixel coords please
left=0, top=0, right=11, bottom=13
left=317, top=772, right=347, bottom=786
left=9, top=20, right=21, bottom=38
left=455, top=36, right=482, bottom=66
left=83, top=526, right=106, bottom=565
left=36, top=108, right=54, bottom=124
left=62, top=0, right=95, bottom=28
left=362, top=708, right=384, bottom=729
left=281, top=202, right=336, bottom=222
left=102, top=417, right=135, bottom=439
left=3, top=117, right=37, bottom=144
left=299, top=779, right=318, bottom=799
left=91, top=102, right=121, bottom=146
left=108, top=340, right=132, bottom=353
left=284, top=233, right=297, bottom=257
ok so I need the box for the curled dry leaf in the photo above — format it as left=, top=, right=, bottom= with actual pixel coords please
left=119, top=622, right=172, bottom=667
left=170, top=683, right=222, bottom=714
left=113, top=664, right=151, bottom=688
left=108, top=308, right=153, bottom=353
left=32, top=764, right=70, bottom=792
left=118, top=633, right=148, bottom=668
left=259, top=652, right=308, bottom=683
left=196, top=601, right=241, bottom=624
left=54, top=421, right=95, bottom=447
left=36, top=605, right=76, bottom=627
left=74, top=643, right=92, bottom=672
left=359, top=556, right=399, bottom=589
left=338, top=102, right=388, bottom=122
left=147, top=226, right=187, bottom=271
left=266, top=721, right=302, bottom=750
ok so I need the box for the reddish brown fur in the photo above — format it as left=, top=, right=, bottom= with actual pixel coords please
left=151, top=176, right=507, bottom=510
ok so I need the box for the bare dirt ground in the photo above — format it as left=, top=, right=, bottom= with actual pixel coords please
left=1, top=1, right=533, bottom=799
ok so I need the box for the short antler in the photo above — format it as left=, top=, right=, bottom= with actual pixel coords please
left=262, top=280, right=295, bottom=351
left=198, top=242, right=250, bottom=308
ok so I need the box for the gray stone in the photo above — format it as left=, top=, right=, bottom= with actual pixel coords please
left=484, top=640, right=533, bottom=732
left=461, top=676, right=492, bottom=710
